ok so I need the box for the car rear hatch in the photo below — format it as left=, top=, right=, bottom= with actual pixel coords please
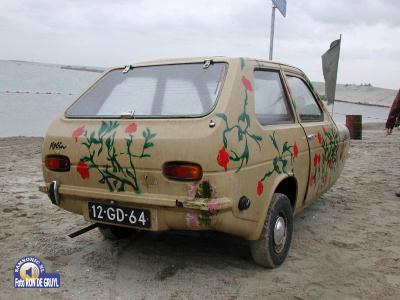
left=43, top=60, right=230, bottom=199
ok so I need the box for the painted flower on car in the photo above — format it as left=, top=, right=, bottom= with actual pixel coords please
left=313, top=153, right=321, bottom=167
left=241, top=76, right=253, bottom=92
left=317, top=131, right=322, bottom=144
left=77, top=160, right=90, bottom=180
left=217, top=146, right=230, bottom=172
left=72, top=126, right=85, bottom=142
left=293, top=142, right=298, bottom=158
left=125, top=122, right=137, bottom=134
left=257, top=181, right=264, bottom=196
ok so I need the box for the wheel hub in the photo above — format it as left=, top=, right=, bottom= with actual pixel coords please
left=273, top=216, right=286, bottom=247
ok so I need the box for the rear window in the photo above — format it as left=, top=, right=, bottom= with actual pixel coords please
left=66, top=63, right=227, bottom=118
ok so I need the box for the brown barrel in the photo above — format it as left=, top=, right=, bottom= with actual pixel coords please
left=346, top=115, right=362, bottom=139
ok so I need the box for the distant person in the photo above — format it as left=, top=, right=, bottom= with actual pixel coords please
left=385, top=89, right=400, bottom=197
left=386, top=89, right=400, bottom=136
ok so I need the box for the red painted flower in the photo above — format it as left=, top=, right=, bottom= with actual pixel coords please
left=322, top=127, right=327, bottom=134
left=241, top=76, right=253, bottom=92
left=314, top=154, right=319, bottom=167
left=317, top=131, right=322, bottom=144
left=77, top=161, right=90, bottom=180
left=72, top=126, right=85, bottom=142
left=293, top=142, right=298, bottom=158
left=257, top=181, right=264, bottom=196
left=125, top=122, right=137, bottom=134
left=217, top=146, right=230, bottom=172
left=310, top=175, right=314, bottom=187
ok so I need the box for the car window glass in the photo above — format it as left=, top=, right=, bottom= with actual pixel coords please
left=98, top=77, right=157, bottom=115
left=253, top=70, right=293, bottom=125
left=161, top=79, right=203, bottom=115
left=66, top=63, right=227, bottom=118
left=286, top=76, right=323, bottom=122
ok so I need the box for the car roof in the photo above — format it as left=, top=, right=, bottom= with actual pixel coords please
left=125, top=56, right=304, bottom=74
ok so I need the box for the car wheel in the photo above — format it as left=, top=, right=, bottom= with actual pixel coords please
left=250, top=193, right=293, bottom=268
left=98, top=224, right=138, bottom=240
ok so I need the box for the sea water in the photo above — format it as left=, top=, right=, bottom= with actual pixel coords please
left=0, top=61, right=390, bottom=137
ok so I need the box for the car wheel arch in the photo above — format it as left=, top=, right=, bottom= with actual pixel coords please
left=250, top=174, right=298, bottom=240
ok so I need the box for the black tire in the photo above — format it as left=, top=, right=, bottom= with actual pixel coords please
left=249, top=193, right=293, bottom=268
left=98, top=224, right=138, bottom=240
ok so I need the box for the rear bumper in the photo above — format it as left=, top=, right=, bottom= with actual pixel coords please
left=39, top=183, right=257, bottom=239
left=39, top=182, right=232, bottom=211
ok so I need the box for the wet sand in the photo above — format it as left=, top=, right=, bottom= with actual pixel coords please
left=0, top=127, right=399, bottom=299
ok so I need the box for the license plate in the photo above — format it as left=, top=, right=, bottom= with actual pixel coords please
left=88, top=202, right=151, bottom=228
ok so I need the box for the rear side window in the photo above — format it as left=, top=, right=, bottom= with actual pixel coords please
left=286, top=76, right=323, bottom=122
left=66, top=63, right=227, bottom=118
left=253, top=70, right=293, bottom=125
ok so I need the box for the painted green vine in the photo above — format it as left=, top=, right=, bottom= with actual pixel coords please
left=257, top=131, right=298, bottom=196
left=72, top=121, right=156, bottom=193
left=215, top=74, right=262, bottom=173
left=310, top=126, right=340, bottom=191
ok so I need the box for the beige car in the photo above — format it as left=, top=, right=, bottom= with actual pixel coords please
left=40, top=57, right=349, bottom=268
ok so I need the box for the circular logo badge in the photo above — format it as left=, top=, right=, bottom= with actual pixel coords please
left=14, top=257, right=45, bottom=281
left=19, top=262, right=40, bottom=281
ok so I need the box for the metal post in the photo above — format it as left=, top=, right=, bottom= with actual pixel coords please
left=269, top=5, right=276, bottom=60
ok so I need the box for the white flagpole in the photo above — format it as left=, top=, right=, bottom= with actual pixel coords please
left=269, top=5, right=276, bottom=60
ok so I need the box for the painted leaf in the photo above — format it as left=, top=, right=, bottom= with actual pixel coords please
left=243, top=146, right=250, bottom=165
left=273, top=157, right=280, bottom=174
left=222, top=134, right=228, bottom=148
left=238, top=130, right=243, bottom=141
left=282, top=159, right=288, bottom=173
left=98, top=121, right=108, bottom=137
left=249, top=133, right=262, bottom=141
left=245, top=114, right=250, bottom=126
left=282, top=141, right=290, bottom=153
left=269, top=134, right=279, bottom=152
left=238, top=113, right=246, bottom=123
left=229, top=150, right=241, bottom=162
left=144, top=142, right=154, bottom=149
left=215, top=112, right=227, bottom=122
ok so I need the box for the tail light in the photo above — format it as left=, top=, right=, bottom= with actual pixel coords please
left=45, top=155, right=70, bottom=172
left=163, top=162, right=203, bottom=181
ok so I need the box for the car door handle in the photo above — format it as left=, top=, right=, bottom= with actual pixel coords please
left=307, top=134, right=316, bottom=140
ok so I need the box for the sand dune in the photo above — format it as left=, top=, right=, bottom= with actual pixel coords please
left=313, top=82, right=397, bottom=107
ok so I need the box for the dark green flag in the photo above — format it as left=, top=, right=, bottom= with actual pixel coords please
left=322, top=38, right=341, bottom=105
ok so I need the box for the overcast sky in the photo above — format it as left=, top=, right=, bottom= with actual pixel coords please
left=1, top=0, right=399, bottom=89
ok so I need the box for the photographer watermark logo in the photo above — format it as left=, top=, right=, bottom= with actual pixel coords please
left=14, top=256, right=60, bottom=288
